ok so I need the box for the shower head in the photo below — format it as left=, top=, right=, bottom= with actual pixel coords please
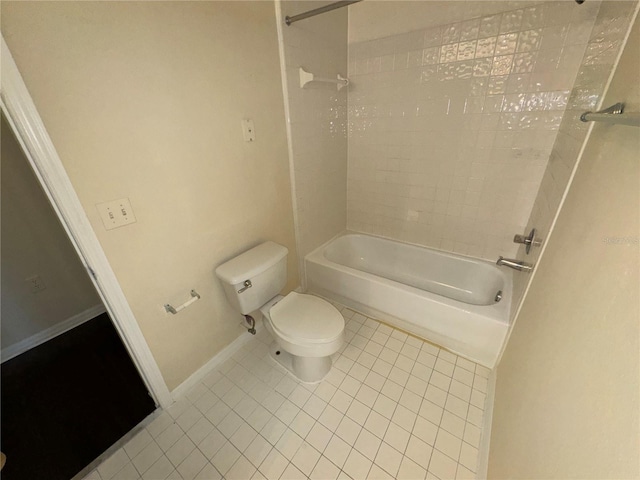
left=575, top=0, right=585, bottom=3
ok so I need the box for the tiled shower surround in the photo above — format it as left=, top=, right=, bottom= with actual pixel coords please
left=346, top=2, right=604, bottom=260
left=279, top=1, right=348, bottom=267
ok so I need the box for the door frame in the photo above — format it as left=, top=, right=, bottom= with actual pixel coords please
left=1, top=37, right=172, bottom=408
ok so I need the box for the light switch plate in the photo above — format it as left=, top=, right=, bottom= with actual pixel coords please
left=96, top=197, right=137, bottom=230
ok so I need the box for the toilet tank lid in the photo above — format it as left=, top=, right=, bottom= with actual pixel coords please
left=215, top=241, right=288, bottom=285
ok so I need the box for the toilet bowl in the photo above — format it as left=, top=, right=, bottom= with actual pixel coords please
left=215, top=241, right=344, bottom=383
left=260, top=292, right=344, bottom=382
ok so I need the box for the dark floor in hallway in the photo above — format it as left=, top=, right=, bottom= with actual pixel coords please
left=1, top=312, right=156, bottom=480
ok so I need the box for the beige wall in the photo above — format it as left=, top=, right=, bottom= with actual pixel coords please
left=1, top=1, right=298, bottom=390
left=510, top=0, right=638, bottom=321
left=488, top=12, right=639, bottom=479
left=1, top=114, right=101, bottom=350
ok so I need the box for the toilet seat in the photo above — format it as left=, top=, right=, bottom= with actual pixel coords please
left=270, top=292, right=343, bottom=344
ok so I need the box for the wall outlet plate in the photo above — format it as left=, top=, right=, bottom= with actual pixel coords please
left=96, top=197, right=137, bottom=230
left=26, top=274, right=46, bottom=293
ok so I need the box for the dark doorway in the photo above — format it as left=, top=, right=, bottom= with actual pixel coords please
left=1, top=312, right=157, bottom=480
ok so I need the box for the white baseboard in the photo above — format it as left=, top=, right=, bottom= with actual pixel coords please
left=171, top=321, right=264, bottom=401
left=1, top=304, right=106, bottom=363
left=477, top=368, right=498, bottom=479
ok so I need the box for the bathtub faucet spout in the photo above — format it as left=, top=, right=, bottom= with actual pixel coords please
left=496, top=256, right=533, bottom=273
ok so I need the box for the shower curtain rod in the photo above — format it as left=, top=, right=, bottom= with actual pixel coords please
left=285, top=0, right=363, bottom=26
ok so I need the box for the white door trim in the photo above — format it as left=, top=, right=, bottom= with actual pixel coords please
left=1, top=37, right=172, bottom=408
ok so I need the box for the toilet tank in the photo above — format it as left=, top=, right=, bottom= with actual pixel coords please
left=215, top=241, right=288, bottom=315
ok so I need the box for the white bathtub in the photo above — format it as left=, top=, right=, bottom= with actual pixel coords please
left=305, top=233, right=512, bottom=367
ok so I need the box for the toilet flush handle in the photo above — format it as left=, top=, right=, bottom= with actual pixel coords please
left=237, top=279, right=252, bottom=294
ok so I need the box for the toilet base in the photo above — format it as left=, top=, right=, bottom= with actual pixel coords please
left=268, top=342, right=332, bottom=384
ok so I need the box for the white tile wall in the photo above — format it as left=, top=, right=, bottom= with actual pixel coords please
left=85, top=302, right=491, bottom=480
left=279, top=1, right=349, bottom=265
left=346, top=1, right=603, bottom=260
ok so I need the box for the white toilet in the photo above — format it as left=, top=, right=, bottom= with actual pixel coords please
left=215, top=241, right=344, bottom=383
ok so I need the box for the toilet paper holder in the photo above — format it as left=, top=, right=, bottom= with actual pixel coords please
left=165, top=290, right=200, bottom=314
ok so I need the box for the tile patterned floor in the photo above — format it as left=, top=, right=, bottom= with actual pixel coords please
left=84, top=303, right=490, bottom=480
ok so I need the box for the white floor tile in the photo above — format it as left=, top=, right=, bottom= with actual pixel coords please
left=428, top=449, right=458, bottom=479
left=290, top=410, right=315, bottom=438
left=235, top=395, right=259, bottom=418
left=275, top=428, right=304, bottom=460
left=197, top=428, right=226, bottom=459
left=364, top=410, right=391, bottom=439
left=193, top=391, right=218, bottom=415
left=310, top=456, right=341, bottom=480
left=354, top=428, right=382, bottom=460
left=291, top=442, right=321, bottom=476
left=336, top=416, right=362, bottom=445
left=467, top=405, right=484, bottom=427
left=98, top=449, right=130, bottom=480
left=132, top=442, right=163, bottom=475
left=371, top=463, right=396, bottom=479
left=453, top=366, right=474, bottom=387
left=419, top=400, right=444, bottom=426
left=435, top=428, right=462, bottom=461
left=90, top=300, right=490, bottom=480
left=204, top=401, right=230, bottom=426
left=261, top=416, right=288, bottom=445
left=244, top=435, right=273, bottom=468
left=230, top=422, right=258, bottom=452
left=346, top=398, right=371, bottom=426
left=343, top=448, right=373, bottom=479
left=186, top=418, right=215, bottom=446
left=176, top=406, right=204, bottom=432
left=217, top=411, right=244, bottom=438
left=258, top=448, right=289, bottom=480
left=440, top=410, right=466, bottom=439
left=194, top=462, right=221, bottom=480
left=289, top=385, right=313, bottom=408
left=397, top=456, right=427, bottom=480
left=384, top=422, right=410, bottom=453
left=463, top=423, right=481, bottom=448
left=323, top=435, right=351, bottom=468
left=445, top=395, right=469, bottom=419
left=456, top=463, right=476, bottom=479
left=112, top=462, right=140, bottom=480
left=413, top=416, right=438, bottom=446
left=141, top=455, right=174, bottom=480
left=175, top=449, right=207, bottom=480
left=392, top=405, right=417, bottom=432
left=405, top=435, right=433, bottom=470
left=381, top=379, right=404, bottom=402
left=83, top=471, right=103, bottom=480
left=166, top=435, right=196, bottom=468
left=329, top=389, right=353, bottom=413
left=211, top=441, right=241, bottom=475
left=406, top=376, right=428, bottom=397
left=280, top=462, right=306, bottom=480
left=226, top=455, right=257, bottom=480
left=247, top=405, right=273, bottom=432
left=124, top=429, right=154, bottom=460
left=459, top=442, right=479, bottom=472
left=375, top=442, right=403, bottom=477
